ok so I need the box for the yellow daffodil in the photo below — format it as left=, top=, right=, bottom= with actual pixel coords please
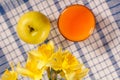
left=1, top=69, right=17, bottom=80
left=49, top=49, right=89, bottom=80
left=28, top=41, right=54, bottom=69
left=1, top=41, right=89, bottom=80
left=62, top=51, right=89, bottom=80
left=16, top=60, right=44, bottom=80
left=37, top=41, right=54, bottom=68
left=49, top=48, right=65, bottom=71
left=16, top=41, right=54, bottom=80
left=16, top=51, right=45, bottom=80
left=1, top=64, right=17, bottom=80
left=65, top=67, right=89, bottom=80
left=62, top=51, right=80, bottom=70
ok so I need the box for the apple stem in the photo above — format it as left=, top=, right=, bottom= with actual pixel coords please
left=28, top=25, right=35, bottom=32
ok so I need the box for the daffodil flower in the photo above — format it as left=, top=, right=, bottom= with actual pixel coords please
left=62, top=51, right=81, bottom=70
left=1, top=69, right=17, bottom=80
left=16, top=60, right=44, bottom=80
left=1, top=41, right=89, bottom=80
left=65, top=67, right=89, bottom=80
left=1, top=64, right=17, bottom=80
left=16, top=41, right=54, bottom=80
left=28, top=41, right=54, bottom=69
left=62, top=52, right=85, bottom=72
left=49, top=49, right=89, bottom=80
left=37, top=41, right=54, bottom=68
left=16, top=50, right=45, bottom=80
left=62, top=51, right=89, bottom=80
left=49, top=48, right=65, bottom=71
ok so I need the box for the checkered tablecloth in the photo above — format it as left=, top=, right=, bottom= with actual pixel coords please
left=0, top=0, right=120, bottom=80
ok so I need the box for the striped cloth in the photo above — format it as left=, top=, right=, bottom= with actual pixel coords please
left=0, top=0, right=120, bottom=80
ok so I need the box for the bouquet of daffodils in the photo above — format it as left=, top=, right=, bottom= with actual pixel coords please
left=1, top=41, right=89, bottom=80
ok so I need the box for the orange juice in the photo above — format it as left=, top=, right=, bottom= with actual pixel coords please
left=58, top=4, right=95, bottom=41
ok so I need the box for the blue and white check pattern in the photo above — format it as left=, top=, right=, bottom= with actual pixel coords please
left=0, top=0, right=120, bottom=80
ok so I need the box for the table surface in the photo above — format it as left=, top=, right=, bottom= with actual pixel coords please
left=0, top=0, right=120, bottom=80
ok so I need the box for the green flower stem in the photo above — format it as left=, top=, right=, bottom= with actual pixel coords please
left=47, top=68, right=58, bottom=80
left=47, top=67, right=51, bottom=79
left=47, top=68, right=65, bottom=80
left=50, top=68, right=57, bottom=80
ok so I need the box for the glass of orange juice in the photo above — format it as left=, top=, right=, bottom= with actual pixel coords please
left=58, top=4, right=95, bottom=41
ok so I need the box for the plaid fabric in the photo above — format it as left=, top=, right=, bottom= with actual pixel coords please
left=0, top=0, right=120, bottom=80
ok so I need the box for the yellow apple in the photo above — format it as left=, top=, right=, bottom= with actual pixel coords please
left=16, top=11, right=51, bottom=44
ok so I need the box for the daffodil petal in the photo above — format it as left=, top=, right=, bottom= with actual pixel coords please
left=65, top=68, right=89, bottom=80
left=1, top=69, right=17, bottom=80
left=17, top=66, right=43, bottom=80
left=47, top=40, right=54, bottom=51
left=78, top=68, right=89, bottom=78
left=16, top=66, right=34, bottom=78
